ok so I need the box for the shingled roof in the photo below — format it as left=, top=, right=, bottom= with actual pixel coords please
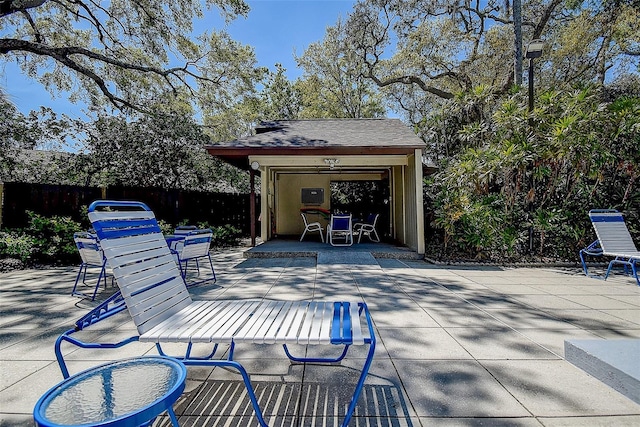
left=223, top=118, right=424, bottom=148
left=205, top=118, right=426, bottom=170
left=208, top=119, right=424, bottom=149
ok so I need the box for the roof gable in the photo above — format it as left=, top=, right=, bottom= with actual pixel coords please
left=209, top=119, right=425, bottom=149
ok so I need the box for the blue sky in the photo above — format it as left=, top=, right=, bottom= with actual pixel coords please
left=2, top=0, right=356, bottom=118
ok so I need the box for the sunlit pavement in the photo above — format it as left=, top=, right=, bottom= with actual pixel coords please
left=1, top=244, right=639, bottom=426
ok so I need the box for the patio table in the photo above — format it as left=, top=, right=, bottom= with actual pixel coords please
left=33, top=356, right=186, bottom=427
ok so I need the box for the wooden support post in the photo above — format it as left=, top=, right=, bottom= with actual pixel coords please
left=250, top=169, right=256, bottom=247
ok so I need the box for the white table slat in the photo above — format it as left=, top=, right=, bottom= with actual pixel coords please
left=131, top=291, right=192, bottom=334
left=147, top=301, right=233, bottom=343
left=247, top=301, right=289, bottom=344
left=192, top=301, right=261, bottom=342
left=175, top=301, right=232, bottom=341
left=296, top=302, right=321, bottom=345
left=187, top=301, right=245, bottom=342
left=283, top=302, right=311, bottom=344
left=120, top=267, right=181, bottom=299
left=116, top=254, right=177, bottom=283
left=140, top=300, right=369, bottom=345
left=141, top=301, right=217, bottom=342
left=308, top=302, right=329, bottom=344
left=349, top=303, right=364, bottom=345
left=317, top=303, right=333, bottom=344
left=265, top=301, right=308, bottom=344
left=266, top=301, right=305, bottom=344
left=231, top=301, right=278, bottom=343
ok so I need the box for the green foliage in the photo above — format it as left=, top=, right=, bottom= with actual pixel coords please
left=295, top=20, right=386, bottom=119
left=65, top=111, right=249, bottom=192
left=0, top=211, right=84, bottom=265
left=0, top=0, right=258, bottom=114
left=192, top=221, right=243, bottom=247
left=426, top=87, right=639, bottom=261
left=0, top=231, right=38, bottom=263
left=24, top=211, right=84, bottom=264
left=158, top=220, right=174, bottom=236
left=211, top=225, right=243, bottom=247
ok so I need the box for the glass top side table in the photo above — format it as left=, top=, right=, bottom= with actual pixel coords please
left=34, top=356, right=186, bottom=427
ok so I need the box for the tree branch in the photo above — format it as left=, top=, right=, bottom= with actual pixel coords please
left=0, top=0, right=47, bottom=18
left=366, top=71, right=455, bottom=99
left=0, top=38, right=222, bottom=111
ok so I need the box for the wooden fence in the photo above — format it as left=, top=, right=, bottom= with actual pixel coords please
left=0, top=182, right=258, bottom=234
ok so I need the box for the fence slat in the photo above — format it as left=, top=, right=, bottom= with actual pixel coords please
left=1, top=183, right=258, bottom=234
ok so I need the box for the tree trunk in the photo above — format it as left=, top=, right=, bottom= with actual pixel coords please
left=513, top=0, right=523, bottom=86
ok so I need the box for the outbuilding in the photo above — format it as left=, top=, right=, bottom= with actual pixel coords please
left=206, top=118, right=427, bottom=254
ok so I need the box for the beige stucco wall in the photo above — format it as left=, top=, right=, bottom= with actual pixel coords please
left=389, top=151, right=424, bottom=254
left=401, top=150, right=425, bottom=254
left=276, top=173, right=331, bottom=235
left=392, top=166, right=404, bottom=243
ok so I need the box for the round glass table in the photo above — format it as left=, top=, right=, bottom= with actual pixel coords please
left=33, top=356, right=187, bottom=427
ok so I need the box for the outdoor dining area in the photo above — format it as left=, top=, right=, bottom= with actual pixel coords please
left=300, top=209, right=380, bottom=246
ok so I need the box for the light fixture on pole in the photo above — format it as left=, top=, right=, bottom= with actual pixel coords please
left=525, top=39, right=544, bottom=127
left=525, top=39, right=544, bottom=254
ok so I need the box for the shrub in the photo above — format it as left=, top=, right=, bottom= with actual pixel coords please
left=211, top=224, right=243, bottom=247
left=193, top=221, right=243, bottom=247
left=0, top=211, right=85, bottom=266
left=0, top=230, right=37, bottom=263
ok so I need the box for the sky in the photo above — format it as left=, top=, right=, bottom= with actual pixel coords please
left=2, top=0, right=357, bottom=118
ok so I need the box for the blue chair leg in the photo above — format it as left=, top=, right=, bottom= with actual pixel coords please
left=89, top=264, right=107, bottom=301
left=178, top=260, right=187, bottom=279
left=206, top=253, right=216, bottom=283
left=579, top=249, right=589, bottom=277
left=71, top=263, right=87, bottom=296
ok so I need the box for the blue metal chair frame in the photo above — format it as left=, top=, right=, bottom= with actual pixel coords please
left=327, top=214, right=354, bottom=246
left=170, top=229, right=216, bottom=285
left=71, top=232, right=111, bottom=301
left=580, top=209, right=640, bottom=286
left=54, top=200, right=377, bottom=427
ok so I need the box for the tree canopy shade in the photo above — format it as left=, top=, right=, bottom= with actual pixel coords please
left=343, top=0, right=640, bottom=121
left=0, top=0, right=264, bottom=114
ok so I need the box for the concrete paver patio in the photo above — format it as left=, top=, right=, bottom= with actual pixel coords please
left=1, top=246, right=639, bottom=426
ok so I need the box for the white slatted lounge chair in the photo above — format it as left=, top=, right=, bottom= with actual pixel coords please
left=580, top=209, right=639, bottom=286
left=170, top=228, right=216, bottom=285
left=54, top=200, right=376, bottom=427
left=70, top=232, right=111, bottom=301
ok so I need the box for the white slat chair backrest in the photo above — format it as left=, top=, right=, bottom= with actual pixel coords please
left=589, top=209, right=639, bottom=255
left=74, top=232, right=104, bottom=266
left=173, top=229, right=213, bottom=261
left=87, top=201, right=193, bottom=334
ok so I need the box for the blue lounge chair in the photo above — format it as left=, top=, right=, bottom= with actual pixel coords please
left=55, top=200, right=376, bottom=427
left=70, top=232, right=111, bottom=300
left=170, top=228, right=216, bottom=285
left=580, top=209, right=640, bottom=286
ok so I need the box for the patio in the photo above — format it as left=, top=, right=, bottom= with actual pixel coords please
left=1, top=245, right=639, bottom=426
